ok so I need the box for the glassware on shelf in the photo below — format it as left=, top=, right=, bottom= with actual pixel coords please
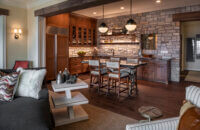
left=72, top=26, right=76, bottom=44
left=88, top=29, right=92, bottom=44
left=84, top=28, right=87, bottom=44
left=78, top=27, right=82, bottom=44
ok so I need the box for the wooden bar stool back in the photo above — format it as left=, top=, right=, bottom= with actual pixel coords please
left=127, top=58, right=139, bottom=64
left=110, top=57, right=120, bottom=62
left=89, top=60, right=107, bottom=93
left=106, top=61, right=130, bottom=97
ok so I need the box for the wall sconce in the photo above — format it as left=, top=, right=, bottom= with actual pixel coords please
left=14, top=29, right=22, bottom=39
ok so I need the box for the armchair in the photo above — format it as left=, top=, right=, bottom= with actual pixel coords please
left=126, top=85, right=200, bottom=130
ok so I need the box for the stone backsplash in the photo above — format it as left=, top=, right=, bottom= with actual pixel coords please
left=98, top=44, right=140, bottom=56
left=69, top=47, right=95, bottom=57
left=97, top=4, right=200, bottom=82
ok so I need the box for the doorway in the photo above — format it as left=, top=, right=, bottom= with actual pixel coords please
left=181, top=21, right=200, bottom=82
left=181, top=21, right=200, bottom=71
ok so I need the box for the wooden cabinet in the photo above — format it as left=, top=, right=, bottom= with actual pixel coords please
left=155, top=63, right=168, bottom=83
left=69, top=14, right=97, bottom=46
left=46, top=34, right=56, bottom=80
left=46, top=13, right=69, bottom=80
left=137, top=59, right=171, bottom=84
left=46, top=34, right=69, bottom=80
left=69, top=56, right=92, bottom=75
left=45, top=13, right=97, bottom=80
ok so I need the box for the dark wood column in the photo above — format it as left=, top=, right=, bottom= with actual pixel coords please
left=34, top=0, right=122, bottom=17
left=0, top=8, right=9, bottom=15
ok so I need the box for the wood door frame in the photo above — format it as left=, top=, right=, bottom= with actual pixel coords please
left=0, top=15, right=6, bottom=69
left=37, top=16, right=46, bottom=67
left=173, top=11, right=200, bottom=77
left=173, top=11, right=200, bottom=22
left=0, top=8, right=9, bottom=16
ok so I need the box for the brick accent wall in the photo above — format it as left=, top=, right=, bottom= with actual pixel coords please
left=97, top=4, right=200, bottom=82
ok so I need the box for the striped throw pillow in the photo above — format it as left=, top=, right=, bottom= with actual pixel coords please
left=0, top=72, right=19, bottom=101
left=186, top=86, right=200, bottom=108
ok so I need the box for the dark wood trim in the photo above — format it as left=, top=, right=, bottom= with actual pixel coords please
left=0, top=8, right=9, bottom=16
left=34, top=0, right=122, bottom=17
left=69, top=45, right=97, bottom=47
left=99, top=42, right=139, bottom=45
left=173, top=11, right=200, bottom=22
left=70, top=13, right=97, bottom=20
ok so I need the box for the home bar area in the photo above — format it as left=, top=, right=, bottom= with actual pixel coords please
left=45, top=7, right=175, bottom=85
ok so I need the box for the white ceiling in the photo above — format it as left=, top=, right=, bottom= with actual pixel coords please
left=74, top=0, right=200, bottom=19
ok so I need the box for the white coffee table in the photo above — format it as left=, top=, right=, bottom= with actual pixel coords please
left=51, top=78, right=89, bottom=126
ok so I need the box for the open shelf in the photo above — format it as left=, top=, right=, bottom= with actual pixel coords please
left=100, top=34, right=135, bottom=37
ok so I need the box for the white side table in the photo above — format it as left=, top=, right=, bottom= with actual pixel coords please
left=51, top=78, right=89, bottom=126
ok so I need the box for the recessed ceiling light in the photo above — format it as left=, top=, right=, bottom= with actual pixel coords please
left=93, top=12, right=97, bottom=15
left=120, top=7, right=125, bottom=10
left=156, top=0, right=161, bottom=4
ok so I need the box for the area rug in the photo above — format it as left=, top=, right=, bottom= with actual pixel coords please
left=185, top=71, right=200, bottom=83
left=55, top=104, right=138, bottom=130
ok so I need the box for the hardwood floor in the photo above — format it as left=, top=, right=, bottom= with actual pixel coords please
left=77, top=73, right=200, bottom=121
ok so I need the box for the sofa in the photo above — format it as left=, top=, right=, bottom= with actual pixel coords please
left=0, top=69, right=52, bottom=130
left=126, top=85, right=200, bottom=130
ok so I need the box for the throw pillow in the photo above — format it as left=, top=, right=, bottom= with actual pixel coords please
left=177, top=101, right=200, bottom=130
left=178, top=107, right=200, bottom=130
left=15, top=68, right=46, bottom=99
left=0, top=72, right=19, bottom=101
left=179, top=101, right=194, bottom=116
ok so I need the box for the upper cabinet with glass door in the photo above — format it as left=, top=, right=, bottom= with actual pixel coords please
left=69, top=14, right=97, bottom=47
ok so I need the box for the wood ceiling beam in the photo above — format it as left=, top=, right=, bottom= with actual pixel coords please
left=0, top=8, right=9, bottom=16
left=173, top=11, right=200, bottom=22
left=34, top=0, right=123, bottom=17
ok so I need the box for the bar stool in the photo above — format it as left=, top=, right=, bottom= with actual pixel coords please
left=89, top=60, right=107, bottom=93
left=106, top=61, right=130, bottom=98
left=109, top=57, right=120, bottom=72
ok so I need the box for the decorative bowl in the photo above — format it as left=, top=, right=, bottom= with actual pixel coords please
left=77, top=51, right=86, bottom=57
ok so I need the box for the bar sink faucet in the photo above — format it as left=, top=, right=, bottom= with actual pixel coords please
left=110, top=49, right=115, bottom=56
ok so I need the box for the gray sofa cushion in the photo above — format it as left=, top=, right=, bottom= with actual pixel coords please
left=0, top=89, right=52, bottom=130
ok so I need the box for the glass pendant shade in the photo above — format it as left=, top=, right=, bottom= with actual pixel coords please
left=98, top=22, right=108, bottom=33
left=125, top=19, right=137, bottom=31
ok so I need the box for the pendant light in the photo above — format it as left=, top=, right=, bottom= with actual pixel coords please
left=98, top=5, right=108, bottom=33
left=125, top=0, right=137, bottom=31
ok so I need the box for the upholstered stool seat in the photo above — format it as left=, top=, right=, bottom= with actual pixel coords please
left=120, top=68, right=132, bottom=73
left=91, top=68, right=107, bottom=75
left=106, top=61, right=130, bottom=97
left=108, top=71, right=129, bottom=78
left=89, top=60, right=107, bottom=93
